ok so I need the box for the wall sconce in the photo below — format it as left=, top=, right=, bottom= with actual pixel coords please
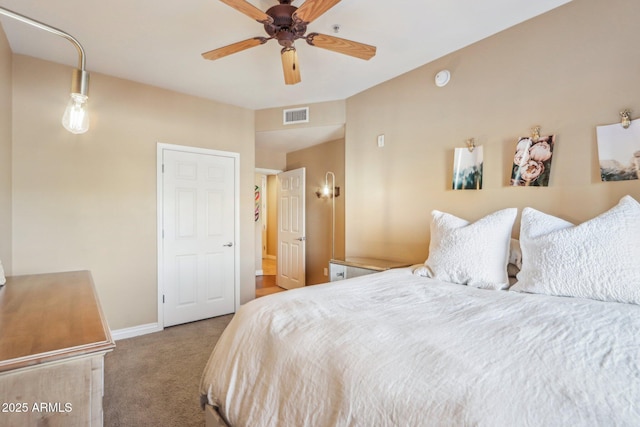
left=315, top=185, right=340, bottom=198
left=315, top=171, right=340, bottom=199
left=316, top=172, right=338, bottom=260
left=620, top=109, right=632, bottom=129
left=0, top=7, right=90, bottom=134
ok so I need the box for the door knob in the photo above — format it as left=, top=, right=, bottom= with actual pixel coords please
left=295, top=237, right=306, bottom=241
left=223, top=242, right=233, bottom=247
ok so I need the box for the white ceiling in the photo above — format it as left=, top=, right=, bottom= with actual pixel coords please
left=0, top=0, right=571, bottom=151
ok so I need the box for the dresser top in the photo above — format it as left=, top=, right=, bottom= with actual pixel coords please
left=330, top=257, right=412, bottom=271
left=0, top=270, right=115, bottom=372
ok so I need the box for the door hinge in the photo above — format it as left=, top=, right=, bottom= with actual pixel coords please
left=163, top=294, right=165, bottom=303
left=162, top=164, right=165, bottom=173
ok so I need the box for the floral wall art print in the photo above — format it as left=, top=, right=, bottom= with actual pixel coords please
left=596, top=119, right=640, bottom=181
left=452, top=145, right=483, bottom=190
left=510, top=135, right=555, bottom=187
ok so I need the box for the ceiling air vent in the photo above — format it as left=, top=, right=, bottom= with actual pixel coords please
left=283, top=107, right=309, bottom=125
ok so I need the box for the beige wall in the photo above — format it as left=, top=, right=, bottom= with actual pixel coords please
left=0, top=25, right=11, bottom=274
left=287, top=138, right=345, bottom=285
left=256, top=100, right=345, bottom=132
left=11, top=55, right=255, bottom=330
left=345, top=0, right=640, bottom=264
left=256, top=148, right=286, bottom=171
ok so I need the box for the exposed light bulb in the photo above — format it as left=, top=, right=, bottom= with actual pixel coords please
left=62, top=93, right=89, bottom=134
left=322, top=184, right=331, bottom=196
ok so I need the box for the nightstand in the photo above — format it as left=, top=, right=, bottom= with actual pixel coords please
left=329, top=257, right=411, bottom=282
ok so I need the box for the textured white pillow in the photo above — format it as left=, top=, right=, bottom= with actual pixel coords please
left=423, top=208, right=517, bottom=290
left=508, top=238, right=522, bottom=269
left=511, top=195, right=640, bottom=304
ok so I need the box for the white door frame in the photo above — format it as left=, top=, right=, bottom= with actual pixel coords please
left=157, top=142, right=240, bottom=329
left=255, top=168, right=282, bottom=175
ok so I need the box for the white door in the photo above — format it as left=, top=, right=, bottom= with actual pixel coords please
left=161, top=147, right=237, bottom=327
left=277, top=168, right=306, bottom=289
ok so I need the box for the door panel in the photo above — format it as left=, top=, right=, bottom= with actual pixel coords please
left=177, top=254, right=197, bottom=304
left=162, top=149, right=236, bottom=327
left=277, top=168, right=306, bottom=289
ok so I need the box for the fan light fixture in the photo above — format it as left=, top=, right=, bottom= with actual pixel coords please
left=203, top=0, right=376, bottom=85
left=0, top=7, right=90, bottom=134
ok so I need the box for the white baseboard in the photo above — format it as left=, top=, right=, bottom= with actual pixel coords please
left=111, top=322, right=162, bottom=341
left=255, top=269, right=264, bottom=276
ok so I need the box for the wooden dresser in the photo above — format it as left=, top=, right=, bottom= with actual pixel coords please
left=0, top=270, right=115, bottom=426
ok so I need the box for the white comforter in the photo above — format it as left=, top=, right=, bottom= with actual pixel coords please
left=200, top=268, right=640, bottom=427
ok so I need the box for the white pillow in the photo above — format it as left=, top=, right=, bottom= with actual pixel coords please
left=0, top=259, right=5, bottom=285
left=423, top=208, right=517, bottom=290
left=508, top=238, right=522, bottom=269
left=511, top=195, right=640, bottom=304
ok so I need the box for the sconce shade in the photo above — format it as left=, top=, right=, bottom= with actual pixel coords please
left=281, top=47, right=301, bottom=85
left=315, top=186, right=340, bottom=198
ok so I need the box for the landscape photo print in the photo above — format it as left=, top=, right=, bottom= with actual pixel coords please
left=596, top=118, right=640, bottom=181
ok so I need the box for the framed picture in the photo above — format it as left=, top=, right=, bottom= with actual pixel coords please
left=510, top=135, right=555, bottom=187
left=452, top=145, right=483, bottom=190
left=596, top=119, right=640, bottom=181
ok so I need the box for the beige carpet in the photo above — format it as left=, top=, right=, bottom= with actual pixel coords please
left=104, top=314, right=233, bottom=426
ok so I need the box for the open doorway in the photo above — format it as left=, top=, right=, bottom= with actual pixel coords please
left=255, top=168, right=284, bottom=297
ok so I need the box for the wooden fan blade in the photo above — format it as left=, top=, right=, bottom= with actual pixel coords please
left=293, top=0, right=341, bottom=24
left=281, top=47, right=301, bottom=85
left=202, top=37, right=268, bottom=61
left=306, top=33, right=376, bottom=60
left=219, top=0, right=273, bottom=23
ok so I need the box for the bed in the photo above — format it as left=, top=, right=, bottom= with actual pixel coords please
left=200, top=196, right=640, bottom=427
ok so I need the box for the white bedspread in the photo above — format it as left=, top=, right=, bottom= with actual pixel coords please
left=200, top=268, right=640, bottom=427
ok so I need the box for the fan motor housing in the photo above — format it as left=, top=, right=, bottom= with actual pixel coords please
left=264, top=4, right=307, bottom=46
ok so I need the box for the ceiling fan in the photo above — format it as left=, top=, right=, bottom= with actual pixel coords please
left=202, top=0, right=376, bottom=85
